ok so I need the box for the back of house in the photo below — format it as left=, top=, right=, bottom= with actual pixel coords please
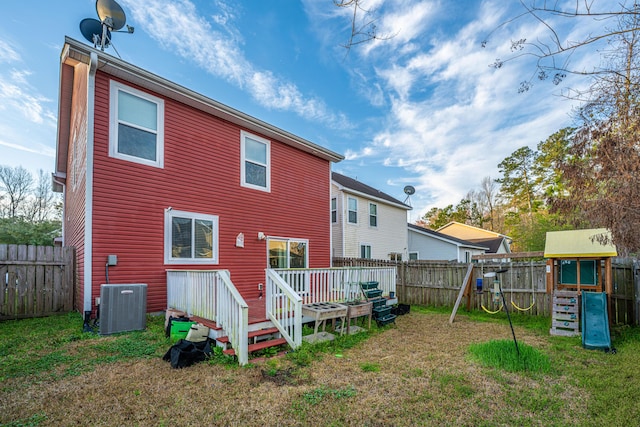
left=54, top=37, right=343, bottom=317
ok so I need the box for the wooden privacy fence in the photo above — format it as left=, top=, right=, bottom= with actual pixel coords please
left=0, top=245, right=75, bottom=320
left=333, top=257, right=639, bottom=325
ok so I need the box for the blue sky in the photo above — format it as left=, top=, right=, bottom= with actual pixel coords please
left=0, top=0, right=607, bottom=220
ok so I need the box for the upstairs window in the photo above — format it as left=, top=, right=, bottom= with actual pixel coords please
left=331, top=198, right=337, bottom=223
left=165, top=209, right=219, bottom=264
left=369, top=203, right=378, bottom=227
left=241, top=131, right=270, bottom=191
left=348, top=197, right=358, bottom=224
left=110, top=81, right=164, bottom=168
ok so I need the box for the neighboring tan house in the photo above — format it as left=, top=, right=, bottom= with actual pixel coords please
left=407, top=223, right=489, bottom=262
left=53, top=37, right=343, bottom=318
left=436, top=221, right=512, bottom=254
left=331, top=172, right=411, bottom=260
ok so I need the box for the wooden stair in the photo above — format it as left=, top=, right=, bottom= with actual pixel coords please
left=222, top=337, right=288, bottom=356
left=189, top=317, right=288, bottom=359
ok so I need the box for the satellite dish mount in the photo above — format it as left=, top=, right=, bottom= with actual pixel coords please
left=80, top=0, right=134, bottom=53
left=403, top=185, right=416, bottom=206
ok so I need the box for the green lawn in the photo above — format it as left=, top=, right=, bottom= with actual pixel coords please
left=1, top=308, right=638, bottom=426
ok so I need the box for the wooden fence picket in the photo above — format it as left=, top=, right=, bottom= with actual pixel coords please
left=0, top=244, right=75, bottom=320
left=333, top=257, right=638, bottom=325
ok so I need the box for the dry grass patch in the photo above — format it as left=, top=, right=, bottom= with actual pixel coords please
left=2, top=308, right=594, bottom=426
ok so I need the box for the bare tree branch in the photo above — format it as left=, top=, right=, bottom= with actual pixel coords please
left=484, top=1, right=640, bottom=91
left=0, top=165, right=33, bottom=218
left=334, top=0, right=397, bottom=52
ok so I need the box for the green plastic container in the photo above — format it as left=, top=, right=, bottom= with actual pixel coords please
left=364, top=289, right=383, bottom=299
left=376, top=313, right=397, bottom=326
left=360, top=281, right=379, bottom=290
left=170, top=320, right=196, bottom=342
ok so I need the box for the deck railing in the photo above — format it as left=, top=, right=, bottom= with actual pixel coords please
left=273, top=267, right=396, bottom=304
left=265, top=269, right=302, bottom=349
left=166, top=269, right=218, bottom=320
left=166, top=269, right=249, bottom=365
left=167, top=266, right=396, bottom=366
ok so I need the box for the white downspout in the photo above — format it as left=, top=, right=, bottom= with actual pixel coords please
left=84, top=52, right=98, bottom=313
left=341, top=192, right=346, bottom=257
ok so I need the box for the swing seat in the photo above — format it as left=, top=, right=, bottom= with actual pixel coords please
left=481, top=303, right=503, bottom=315
left=511, top=300, right=535, bottom=311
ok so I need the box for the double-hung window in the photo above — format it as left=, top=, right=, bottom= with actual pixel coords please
left=109, top=81, right=164, bottom=168
left=369, top=203, right=377, bottom=227
left=241, top=131, right=270, bottom=191
left=360, top=244, right=372, bottom=259
left=331, top=198, right=337, bottom=223
left=165, top=209, right=219, bottom=264
left=348, top=197, right=358, bottom=224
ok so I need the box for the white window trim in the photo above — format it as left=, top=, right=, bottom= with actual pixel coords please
left=164, top=209, right=219, bottom=265
left=348, top=197, right=358, bottom=224
left=369, top=202, right=378, bottom=228
left=409, top=251, right=419, bottom=260
left=267, top=237, right=309, bottom=269
left=240, top=130, right=271, bottom=192
left=109, top=80, right=164, bottom=168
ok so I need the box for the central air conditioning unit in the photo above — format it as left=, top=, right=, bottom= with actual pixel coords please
left=99, top=284, right=147, bottom=335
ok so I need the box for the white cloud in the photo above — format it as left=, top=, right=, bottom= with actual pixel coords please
left=0, top=139, right=54, bottom=157
left=0, top=78, right=51, bottom=125
left=0, top=40, right=20, bottom=63
left=121, top=0, right=351, bottom=130
left=338, top=0, right=587, bottom=214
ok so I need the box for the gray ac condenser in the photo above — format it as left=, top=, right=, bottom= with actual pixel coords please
left=99, top=284, right=147, bottom=335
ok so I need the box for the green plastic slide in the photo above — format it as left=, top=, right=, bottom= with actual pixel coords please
left=581, top=292, right=612, bottom=351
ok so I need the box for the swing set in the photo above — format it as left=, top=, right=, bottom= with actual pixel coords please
left=479, top=260, right=538, bottom=315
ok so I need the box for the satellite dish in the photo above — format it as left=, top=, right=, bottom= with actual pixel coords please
left=96, top=0, right=127, bottom=31
left=80, top=18, right=110, bottom=48
left=404, top=185, right=416, bottom=196
left=79, top=0, right=133, bottom=52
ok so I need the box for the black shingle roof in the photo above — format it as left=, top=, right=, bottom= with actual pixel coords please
left=332, top=172, right=411, bottom=209
left=466, top=237, right=507, bottom=254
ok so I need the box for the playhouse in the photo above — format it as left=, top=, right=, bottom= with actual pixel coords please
left=544, top=228, right=617, bottom=349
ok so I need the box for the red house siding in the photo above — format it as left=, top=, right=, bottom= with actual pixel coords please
left=89, top=72, right=332, bottom=312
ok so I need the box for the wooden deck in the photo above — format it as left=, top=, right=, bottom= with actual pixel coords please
left=245, top=297, right=267, bottom=324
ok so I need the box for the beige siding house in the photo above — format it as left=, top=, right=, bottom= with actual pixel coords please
left=331, top=172, right=411, bottom=260
left=436, top=221, right=512, bottom=254
left=408, top=224, right=488, bottom=262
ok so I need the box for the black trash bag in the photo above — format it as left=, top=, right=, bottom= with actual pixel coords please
left=163, top=339, right=212, bottom=369
left=392, top=304, right=410, bottom=316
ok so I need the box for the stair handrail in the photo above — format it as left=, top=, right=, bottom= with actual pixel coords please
left=215, top=270, right=249, bottom=365
left=266, top=269, right=302, bottom=349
